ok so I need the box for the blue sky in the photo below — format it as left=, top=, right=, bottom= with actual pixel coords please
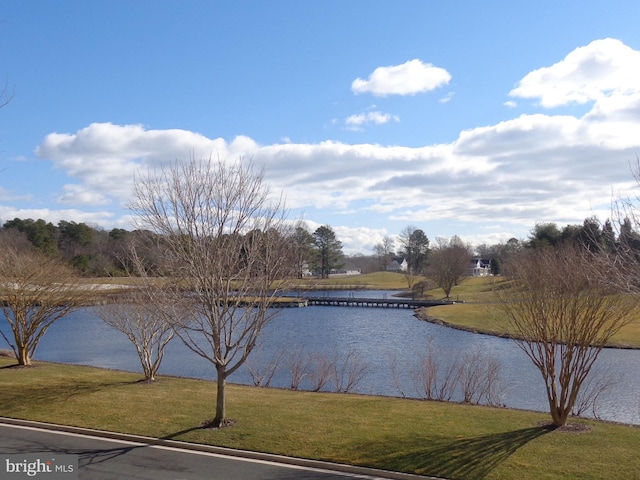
left=1, top=1, right=640, bottom=254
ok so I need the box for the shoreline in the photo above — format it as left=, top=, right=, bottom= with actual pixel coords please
left=413, top=307, right=640, bottom=350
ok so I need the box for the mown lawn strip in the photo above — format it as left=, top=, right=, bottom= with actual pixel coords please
left=1, top=358, right=639, bottom=479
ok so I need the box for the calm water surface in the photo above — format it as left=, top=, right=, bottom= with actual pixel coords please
left=4, top=290, right=640, bottom=425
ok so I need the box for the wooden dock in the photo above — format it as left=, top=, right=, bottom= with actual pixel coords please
left=303, top=296, right=454, bottom=309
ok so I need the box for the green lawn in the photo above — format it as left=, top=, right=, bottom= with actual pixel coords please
left=287, top=271, right=413, bottom=290
left=422, top=277, right=640, bottom=348
left=1, top=357, right=639, bottom=479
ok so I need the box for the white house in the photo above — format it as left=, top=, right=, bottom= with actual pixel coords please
left=387, top=257, right=408, bottom=272
left=470, top=258, right=492, bottom=277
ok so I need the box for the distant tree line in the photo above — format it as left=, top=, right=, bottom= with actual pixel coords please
left=5, top=212, right=639, bottom=282
left=0, top=218, right=134, bottom=276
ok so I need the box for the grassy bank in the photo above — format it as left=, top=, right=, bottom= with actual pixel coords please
left=1, top=357, right=639, bottom=479
left=287, top=271, right=412, bottom=290
left=423, top=277, right=640, bottom=348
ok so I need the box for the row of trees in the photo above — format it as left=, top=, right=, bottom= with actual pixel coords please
left=1, top=217, right=137, bottom=276
left=6, top=210, right=639, bottom=288
left=0, top=219, right=347, bottom=280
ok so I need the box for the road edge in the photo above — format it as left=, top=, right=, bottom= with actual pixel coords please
left=0, top=416, right=441, bottom=480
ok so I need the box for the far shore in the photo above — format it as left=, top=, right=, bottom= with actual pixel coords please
left=414, top=307, right=640, bottom=350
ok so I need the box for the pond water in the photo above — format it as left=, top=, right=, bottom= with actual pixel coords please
left=2, top=290, right=639, bottom=425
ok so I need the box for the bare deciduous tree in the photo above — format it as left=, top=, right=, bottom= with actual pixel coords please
left=497, top=244, right=636, bottom=427
left=428, top=236, right=472, bottom=299
left=95, top=241, right=180, bottom=382
left=131, top=157, right=292, bottom=428
left=458, top=347, right=504, bottom=406
left=406, top=339, right=505, bottom=406
left=0, top=243, right=86, bottom=366
left=287, top=345, right=313, bottom=390
left=245, top=345, right=286, bottom=388
left=332, top=349, right=369, bottom=393
left=0, top=78, right=13, bottom=110
left=373, top=236, right=395, bottom=271
left=570, top=365, right=620, bottom=419
left=309, top=351, right=336, bottom=392
left=95, top=287, right=179, bottom=381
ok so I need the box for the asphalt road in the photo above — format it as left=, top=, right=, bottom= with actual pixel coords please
left=0, top=423, right=409, bottom=480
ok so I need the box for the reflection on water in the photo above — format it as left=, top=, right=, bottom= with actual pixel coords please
left=3, top=290, right=639, bottom=425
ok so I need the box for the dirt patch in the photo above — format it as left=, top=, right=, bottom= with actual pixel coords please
left=200, top=418, right=237, bottom=429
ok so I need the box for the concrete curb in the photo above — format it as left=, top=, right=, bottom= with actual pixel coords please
left=0, top=417, right=442, bottom=480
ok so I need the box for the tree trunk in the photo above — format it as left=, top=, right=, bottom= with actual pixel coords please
left=17, top=344, right=31, bottom=366
left=548, top=401, right=568, bottom=427
left=211, top=365, right=227, bottom=427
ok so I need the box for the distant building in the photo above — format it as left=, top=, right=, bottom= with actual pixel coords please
left=471, top=258, right=492, bottom=277
left=328, top=268, right=362, bottom=277
left=300, top=262, right=312, bottom=277
left=387, top=257, right=408, bottom=272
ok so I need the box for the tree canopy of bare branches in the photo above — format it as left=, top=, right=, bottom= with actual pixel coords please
left=95, top=291, right=176, bottom=382
left=429, top=236, right=472, bottom=299
left=0, top=244, right=86, bottom=366
left=130, top=157, right=292, bottom=427
left=497, top=244, right=637, bottom=426
left=94, top=239, right=182, bottom=383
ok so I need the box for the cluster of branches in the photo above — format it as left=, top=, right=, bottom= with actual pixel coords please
left=246, top=345, right=369, bottom=394
left=390, top=341, right=506, bottom=407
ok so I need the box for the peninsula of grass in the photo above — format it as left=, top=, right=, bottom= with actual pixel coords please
left=1, top=357, right=639, bottom=479
left=421, top=277, right=640, bottom=348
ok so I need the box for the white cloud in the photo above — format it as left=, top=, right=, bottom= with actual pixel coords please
left=510, top=38, right=640, bottom=107
left=439, top=92, right=455, bottom=104
left=58, top=184, right=110, bottom=206
left=351, top=59, right=451, bottom=96
left=333, top=226, right=391, bottom=255
left=35, top=122, right=247, bottom=204
left=344, top=111, right=399, bottom=130
left=0, top=187, right=31, bottom=202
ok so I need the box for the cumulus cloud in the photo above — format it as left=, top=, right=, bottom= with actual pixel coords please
left=510, top=38, right=640, bottom=107
left=32, top=39, right=640, bottom=253
left=0, top=187, right=30, bottom=202
left=351, top=59, right=451, bottom=96
left=58, top=184, right=110, bottom=206
left=35, top=122, right=253, bottom=204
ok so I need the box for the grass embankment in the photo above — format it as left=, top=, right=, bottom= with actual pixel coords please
left=287, top=271, right=410, bottom=290
left=421, top=277, right=640, bottom=348
left=2, top=357, right=639, bottom=479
